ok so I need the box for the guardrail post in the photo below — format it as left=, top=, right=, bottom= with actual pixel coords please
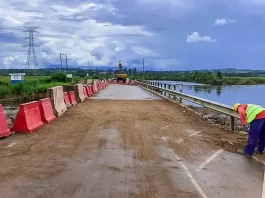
left=166, top=84, right=169, bottom=97
left=168, top=85, right=170, bottom=98
left=230, top=116, right=235, bottom=131
left=179, top=85, right=183, bottom=104
left=173, top=85, right=176, bottom=100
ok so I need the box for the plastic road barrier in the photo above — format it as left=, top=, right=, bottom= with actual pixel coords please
left=68, top=91, right=77, bottom=105
left=48, top=86, right=67, bottom=117
left=84, top=86, right=91, bottom=97
left=0, top=104, right=11, bottom=138
left=83, top=87, right=88, bottom=98
left=64, top=92, right=72, bottom=108
left=11, top=101, right=44, bottom=133
left=74, top=84, right=86, bottom=102
left=39, top=98, right=56, bottom=124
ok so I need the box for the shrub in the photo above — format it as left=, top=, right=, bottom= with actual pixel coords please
left=0, top=85, right=11, bottom=98
left=51, top=72, right=67, bottom=82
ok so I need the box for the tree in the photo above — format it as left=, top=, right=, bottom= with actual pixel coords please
left=133, top=68, right=137, bottom=76
left=217, top=71, right=223, bottom=79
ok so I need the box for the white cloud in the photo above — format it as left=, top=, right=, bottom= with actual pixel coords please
left=214, top=18, right=236, bottom=26
left=3, top=56, right=17, bottom=65
left=186, top=32, right=217, bottom=43
left=131, top=46, right=159, bottom=57
left=2, top=56, right=21, bottom=69
left=0, top=0, right=154, bottom=68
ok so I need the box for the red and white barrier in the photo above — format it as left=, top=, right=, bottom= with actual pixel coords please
left=48, top=86, right=67, bottom=117
left=0, top=105, right=11, bottom=138
left=11, top=101, right=44, bottom=133
left=68, top=91, right=77, bottom=106
left=39, top=98, right=56, bottom=124
left=64, top=92, right=72, bottom=108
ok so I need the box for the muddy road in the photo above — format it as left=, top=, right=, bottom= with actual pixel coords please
left=0, top=85, right=263, bottom=198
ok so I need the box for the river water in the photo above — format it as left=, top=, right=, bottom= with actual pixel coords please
left=155, top=81, right=265, bottom=107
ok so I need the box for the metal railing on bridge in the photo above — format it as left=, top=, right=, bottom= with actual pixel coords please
left=137, top=80, right=240, bottom=131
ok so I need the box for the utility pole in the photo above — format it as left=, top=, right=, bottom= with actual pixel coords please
left=23, top=26, right=39, bottom=69
left=60, top=53, right=68, bottom=72
left=142, top=58, right=145, bottom=77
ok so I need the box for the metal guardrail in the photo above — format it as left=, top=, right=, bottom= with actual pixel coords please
left=137, top=80, right=239, bottom=131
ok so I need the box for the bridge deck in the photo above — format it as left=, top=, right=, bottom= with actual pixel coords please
left=91, top=84, right=159, bottom=100
left=0, top=85, right=263, bottom=198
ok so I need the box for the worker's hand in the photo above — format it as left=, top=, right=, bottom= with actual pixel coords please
left=243, top=126, right=249, bottom=133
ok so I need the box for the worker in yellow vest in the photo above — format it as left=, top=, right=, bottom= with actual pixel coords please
left=234, top=104, right=265, bottom=156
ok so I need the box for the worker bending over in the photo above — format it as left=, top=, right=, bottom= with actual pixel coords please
left=234, top=103, right=265, bottom=156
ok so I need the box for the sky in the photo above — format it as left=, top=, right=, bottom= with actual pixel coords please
left=1, top=0, right=265, bottom=70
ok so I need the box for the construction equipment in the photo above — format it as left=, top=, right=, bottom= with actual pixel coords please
left=115, top=60, right=128, bottom=83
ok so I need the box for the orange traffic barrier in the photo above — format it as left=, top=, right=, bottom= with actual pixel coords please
left=64, top=92, right=72, bottom=108
left=88, top=86, right=92, bottom=96
left=74, top=84, right=86, bottom=102
left=88, top=85, right=93, bottom=96
left=0, top=105, right=11, bottom=138
left=130, top=80, right=136, bottom=85
left=68, top=91, right=77, bottom=105
left=91, top=85, right=96, bottom=94
left=39, top=98, right=56, bottom=124
left=93, top=81, right=98, bottom=93
left=83, top=87, right=88, bottom=98
left=11, top=101, right=44, bottom=133
left=84, top=86, right=91, bottom=97
left=98, top=82, right=102, bottom=90
left=48, top=86, right=67, bottom=117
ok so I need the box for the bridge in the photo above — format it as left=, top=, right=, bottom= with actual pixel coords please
left=0, top=81, right=264, bottom=198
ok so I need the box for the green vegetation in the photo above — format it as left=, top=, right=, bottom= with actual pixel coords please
left=0, top=73, right=88, bottom=100
left=0, top=68, right=264, bottom=101
left=135, top=71, right=265, bottom=85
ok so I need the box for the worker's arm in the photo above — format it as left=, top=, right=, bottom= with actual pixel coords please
left=238, top=104, right=247, bottom=126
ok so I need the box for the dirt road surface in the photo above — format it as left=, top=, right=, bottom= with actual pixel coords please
left=0, top=85, right=264, bottom=198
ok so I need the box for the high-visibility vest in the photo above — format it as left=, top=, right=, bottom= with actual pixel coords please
left=246, top=104, right=265, bottom=123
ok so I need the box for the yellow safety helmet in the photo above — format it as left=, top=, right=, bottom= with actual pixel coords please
left=234, top=103, right=241, bottom=112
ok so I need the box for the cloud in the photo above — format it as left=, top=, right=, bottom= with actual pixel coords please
left=186, top=32, right=217, bottom=43
left=131, top=46, right=159, bottom=57
left=214, top=18, right=236, bottom=26
left=0, top=0, right=155, bottom=69
left=0, top=0, right=263, bottom=70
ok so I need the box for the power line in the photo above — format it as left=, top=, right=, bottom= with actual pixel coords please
left=23, top=26, right=39, bottom=69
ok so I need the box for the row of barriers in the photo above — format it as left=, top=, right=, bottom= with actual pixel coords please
left=0, top=80, right=109, bottom=138
left=108, top=79, right=137, bottom=85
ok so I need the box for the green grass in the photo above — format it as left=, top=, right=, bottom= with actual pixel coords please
left=0, top=75, right=83, bottom=100
left=222, top=77, right=265, bottom=85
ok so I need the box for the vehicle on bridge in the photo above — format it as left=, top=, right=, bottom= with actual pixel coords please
left=114, top=60, right=128, bottom=83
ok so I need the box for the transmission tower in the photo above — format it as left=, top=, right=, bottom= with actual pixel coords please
left=23, top=26, right=39, bottom=69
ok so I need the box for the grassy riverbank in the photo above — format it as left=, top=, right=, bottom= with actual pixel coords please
left=135, top=72, right=265, bottom=85
left=0, top=73, right=83, bottom=100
